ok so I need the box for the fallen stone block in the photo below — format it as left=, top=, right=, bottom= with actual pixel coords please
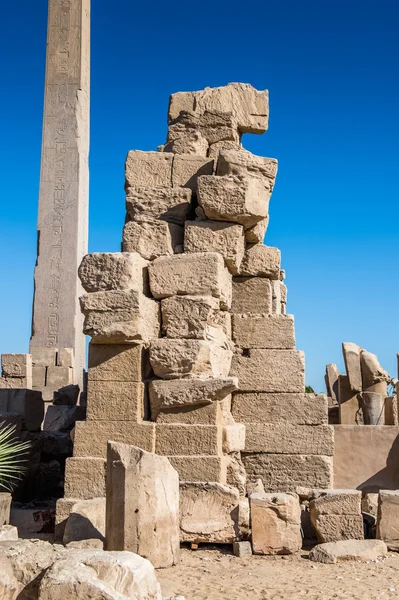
left=239, top=244, right=281, bottom=278
left=245, top=217, right=269, bottom=244
left=0, top=389, right=44, bottom=432
left=43, top=405, right=84, bottom=432
left=106, top=442, right=180, bottom=568
left=148, top=252, right=232, bottom=309
left=310, top=489, right=362, bottom=516
left=53, top=384, right=79, bottom=406
left=233, top=541, right=252, bottom=557
left=172, top=154, right=214, bottom=189
left=231, top=276, right=272, bottom=314
left=361, top=350, right=390, bottom=388
left=309, top=539, right=388, bottom=564
left=64, top=457, right=106, bottom=500
left=244, top=423, right=334, bottom=455
left=0, top=493, right=11, bottom=525
left=342, top=342, right=363, bottom=393
left=168, top=455, right=227, bottom=483
left=180, top=482, right=239, bottom=543
left=0, top=525, right=18, bottom=542
left=156, top=424, right=222, bottom=456
left=122, top=220, right=183, bottom=260
left=250, top=492, right=301, bottom=555
left=232, top=314, right=295, bottom=349
left=88, top=343, right=150, bottom=382
left=125, top=149, right=173, bottom=189
left=73, top=421, right=156, bottom=458
left=377, top=490, right=399, bottom=550
left=197, top=175, right=269, bottom=228
left=87, top=381, right=144, bottom=422
left=230, top=349, right=305, bottom=393
left=126, top=186, right=192, bottom=225
left=150, top=339, right=232, bottom=379
left=161, top=295, right=230, bottom=342
left=63, top=498, right=105, bottom=545
left=310, top=490, right=364, bottom=543
left=168, top=109, right=239, bottom=145
left=217, top=148, right=277, bottom=193
left=78, top=252, right=148, bottom=294
left=1, top=354, right=32, bottom=380
left=232, top=392, right=328, bottom=425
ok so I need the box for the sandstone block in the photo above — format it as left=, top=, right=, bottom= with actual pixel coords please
left=55, top=498, right=80, bottom=541
left=0, top=493, right=11, bottom=526
left=168, top=90, right=196, bottom=121
left=338, top=374, right=361, bottom=424
left=208, top=140, right=241, bottom=161
left=122, top=220, right=183, bottom=259
left=309, top=539, right=388, bottom=564
left=250, top=492, right=301, bottom=555
left=310, top=490, right=361, bottom=516
left=88, top=343, right=150, bottom=383
left=43, top=405, right=83, bottom=432
left=172, top=154, right=214, bottom=189
left=217, top=149, right=277, bottom=192
left=0, top=553, right=20, bottom=600
left=223, top=423, right=246, bottom=453
left=168, top=109, right=239, bottom=145
left=161, top=295, right=230, bottom=342
left=153, top=398, right=226, bottom=425
left=126, top=186, right=192, bottom=225
left=73, top=421, right=155, bottom=458
left=64, top=457, right=106, bottom=500
left=242, top=454, right=333, bottom=492
left=148, top=252, right=232, bottom=309
left=0, top=389, right=44, bottom=432
left=63, top=498, right=105, bottom=545
left=310, top=514, right=364, bottom=543
left=167, top=455, right=227, bottom=483
left=180, top=482, right=239, bottom=543
left=342, top=342, right=363, bottom=393
left=184, top=220, right=245, bottom=274
left=231, top=277, right=272, bottom=314
left=106, top=442, right=180, bottom=568
left=57, top=348, right=74, bottom=368
left=377, top=490, right=399, bottom=550
left=232, top=392, right=328, bottom=425
left=0, top=526, right=18, bottom=542
left=0, top=377, right=28, bottom=389
left=227, top=453, right=247, bottom=497
left=162, top=130, right=209, bottom=156
left=362, top=493, right=379, bottom=517
left=360, top=350, right=390, bottom=388
left=53, top=384, right=79, bottom=406
left=46, top=366, right=73, bottom=388
left=30, top=348, right=57, bottom=367
left=197, top=175, right=269, bottom=228
left=230, top=349, right=305, bottom=393
left=245, top=217, right=269, bottom=244
left=156, top=424, right=222, bottom=456
left=325, top=363, right=340, bottom=402
left=1, top=354, right=32, bottom=379
left=87, top=381, right=144, bottom=422
left=239, top=244, right=280, bottom=278
left=32, top=366, right=46, bottom=388
left=125, top=150, right=173, bottom=189
left=78, top=252, right=148, bottom=294
left=80, top=289, right=160, bottom=344
left=150, top=339, right=232, bottom=379
left=232, top=314, right=295, bottom=349
left=244, top=424, right=334, bottom=455
left=233, top=541, right=252, bottom=557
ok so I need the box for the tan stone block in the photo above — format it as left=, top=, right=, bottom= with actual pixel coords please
left=0, top=376, right=27, bottom=389
left=80, top=290, right=160, bottom=344
left=223, top=423, right=246, bottom=453
left=86, top=381, right=144, bottom=422
left=232, top=392, right=328, bottom=425
left=227, top=454, right=247, bottom=497
left=239, top=244, right=280, bottom=278
left=271, top=280, right=284, bottom=314
left=46, top=366, right=73, bottom=388
left=168, top=455, right=227, bottom=482
left=208, top=140, right=241, bottom=162
left=231, top=277, right=272, bottom=314
left=184, top=221, right=245, bottom=274
left=162, top=130, right=209, bottom=156
left=57, top=348, right=74, bottom=368
left=155, top=424, right=222, bottom=456
left=30, top=347, right=57, bottom=367
left=168, top=110, right=239, bottom=145
left=0, top=388, right=44, bottom=432
left=168, top=90, right=196, bottom=121
left=63, top=498, right=106, bottom=545
left=1, top=354, right=32, bottom=379
left=244, top=423, right=334, bottom=455
left=78, top=252, right=148, bottom=294
left=122, top=220, right=183, bottom=260
left=125, top=150, right=173, bottom=189
left=360, top=350, right=390, bottom=388
left=385, top=396, right=398, bottom=425
left=217, top=149, right=277, bottom=193
left=310, top=515, right=364, bottom=543
left=362, top=493, right=379, bottom=517
left=55, top=498, right=80, bottom=542
left=250, top=492, right=301, bottom=555
left=64, top=457, right=106, bottom=499
left=150, top=339, right=232, bottom=380
left=197, top=175, right=269, bottom=228
left=309, top=539, right=387, bottom=564
left=342, top=342, right=363, bottom=393
left=88, top=343, right=150, bottom=383
left=310, top=490, right=361, bottom=516
left=161, top=295, right=230, bottom=342
left=125, top=186, right=192, bottom=225
left=73, top=421, right=155, bottom=458
left=148, top=252, right=232, bottom=309
left=232, top=314, right=295, bottom=349
left=154, top=398, right=226, bottom=425
left=172, top=154, right=214, bottom=189
left=230, top=349, right=305, bottom=393
left=325, top=363, right=340, bottom=403
left=245, top=217, right=269, bottom=244
left=242, top=454, right=333, bottom=493
left=377, top=490, right=399, bottom=550
left=180, top=482, right=239, bottom=543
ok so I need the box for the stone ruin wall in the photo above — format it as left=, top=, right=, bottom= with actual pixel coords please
left=57, top=83, right=334, bottom=531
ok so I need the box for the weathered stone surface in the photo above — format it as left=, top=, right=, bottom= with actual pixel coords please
left=245, top=217, right=269, bottom=244
left=208, top=140, right=241, bottom=161
left=66, top=539, right=104, bottom=550
left=184, top=220, right=245, bottom=275
left=80, top=289, right=160, bottom=344
left=362, top=493, right=379, bottom=517
left=232, top=393, right=328, bottom=425
left=148, top=252, right=232, bottom=309
left=325, top=364, right=340, bottom=402
left=88, top=343, right=150, bottom=383
left=126, top=186, right=192, bottom=225
left=342, top=342, right=363, bottom=393
left=172, top=154, right=214, bottom=189
left=57, top=348, right=74, bottom=368
left=338, top=374, right=361, bottom=424
left=63, top=498, right=105, bottom=545
left=309, top=540, right=387, bottom=564
left=244, top=423, right=334, bottom=455
left=239, top=245, right=280, bottom=278
left=64, top=457, right=106, bottom=500
left=227, top=453, right=247, bottom=497
left=125, top=150, right=173, bottom=189
left=0, top=493, right=11, bottom=526
left=122, top=220, right=183, bottom=260
left=55, top=498, right=79, bottom=542
left=1, top=354, right=32, bottom=379
left=197, top=175, right=269, bottom=228
left=150, top=339, right=232, bottom=379
left=168, top=110, right=239, bottom=145
left=223, top=423, right=246, bottom=453
left=153, top=397, right=226, bottom=425
left=231, top=277, right=272, bottom=314
left=233, top=541, right=252, bottom=557
left=250, top=492, right=301, bottom=555
left=30, top=348, right=57, bottom=367
left=46, top=366, right=73, bottom=388
left=360, top=350, right=390, bottom=388
left=0, top=526, right=18, bottom=542
left=78, top=252, right=148, bottom=294
left=162, top=130, right=209, bottom=156
left=0, top=553, right=20, bottom=599
left=0, top=377, right=28, bottom=390
left=106, top=442, right=179, bottom=568
left=243, top=454, right=333, bottom=492
left=168, top=456, right=227, bottom=483
left=310, top=490, right=362, bottom=516
left=230, top=349, right=305, bottom=393
left=180, top=482, right=239, bottom=543
left=32, top=366, right=46, bottom=388
left=87, top=381, right=144, bottom=422
left=0, top=389, right=44, bottom=432
left=385, top=395, right=398, bottom=425
left=156, top=424, right=222, bottom=456
left=377, top=490, right=399, bottom=550
left=53, top=384, right=79, bottom=406
left=310, top=514, right=364, bottom=543
left=232, top=314, right=295, bottom=349
left=43, top=405, right=83, bottom=432
left=217, top=149, right=277, bottom=193
left=73, top=421, right=155, bottom=458
left=161, top=295, right=230, bottom=342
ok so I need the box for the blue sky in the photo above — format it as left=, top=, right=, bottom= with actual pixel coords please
left=0, top=1, right=398, bottom=391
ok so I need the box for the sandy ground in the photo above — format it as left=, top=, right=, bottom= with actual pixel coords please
left=157, top=546, right=399, bottom=600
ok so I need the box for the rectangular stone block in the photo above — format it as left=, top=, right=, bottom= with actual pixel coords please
left=55, top=498, right=80, bottom=542
left=223, top=423, right=246, bottom=453
left=161, top=295, right=230, bottom=342
left=217, top=149, right=277, bottom=192
left=0, top=389, right=44, bottom=432
left=125, top=150, right=173, bottom=189
left=250, top=492, right=301, bottom=555
left=1, top=354, right=32, bottom=379
left=31, top=348, right=57, bottom=367
left=231, top=277, right=272, bottom=314
left=64, top=457, right=106, bottom=500
left=46, top=366, right=73, bottom=388
left=168, top=110, right=239, bottom=145
left=78, top=252, right=148, bottom=295
left=325, top=363, right=340, bottom=403
left=172, top=154, right=213, bottom=189
left=122, top=220, right=183, bottom=260
left=377, top=491, right=399, bottom=551
left=154, top=399, right=226, bottom=425
left=125, top=186, right=192, bottom=225
left=86, top=381, right=144, bottom=422
left=57, top=348, right=74, bottom=368
left=310, top=490, right=361, bottom=516
left=239, top=245, right=281, bottom=279
left=168, top=455, right=227, bottom=483
left=242, top=454, right=333, bottom=492
left=232, top=392, right=328, bottom=425
left=88, top=343, right=150, bottom=383
left=73, top=421, right=156, bottom=458
left=342, top=342, right=363, bottom=393
left=232, top=314, right=295, bottom=349
left=155, top=424, right=222, bottom=456
left=148, top=252, right=232, bottom=309
left=32, top=366, right=46, bottom=388
left=311, top=515, right=364, bottom=543
left=0, top=377, right=27, bottom=389
left=230, top=349, right=305, bottom=393
left=244, top=423, right=334, bottom=455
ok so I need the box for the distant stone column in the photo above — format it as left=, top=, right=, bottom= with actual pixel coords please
left=30, top=0, right=90, bottom=387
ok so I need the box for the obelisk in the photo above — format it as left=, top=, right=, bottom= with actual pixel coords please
left=30, top=0, right=90, bottom=387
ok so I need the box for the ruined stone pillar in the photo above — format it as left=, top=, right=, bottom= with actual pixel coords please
left=30, top=0, right=90, bottom=387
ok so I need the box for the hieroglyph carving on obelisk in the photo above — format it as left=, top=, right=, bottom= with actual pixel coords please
left=30, top=0, right=90, bottom=385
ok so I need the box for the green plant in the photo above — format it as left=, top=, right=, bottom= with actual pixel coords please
left=0, top=423, right=31, bottom=491
left=305, top=385, right=315, bottom=393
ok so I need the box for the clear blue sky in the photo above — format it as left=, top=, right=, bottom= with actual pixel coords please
left=1, top=1, right=398, bottom=392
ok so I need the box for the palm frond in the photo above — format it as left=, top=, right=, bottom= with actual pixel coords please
left=0, top=422, right=31, bottom=491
